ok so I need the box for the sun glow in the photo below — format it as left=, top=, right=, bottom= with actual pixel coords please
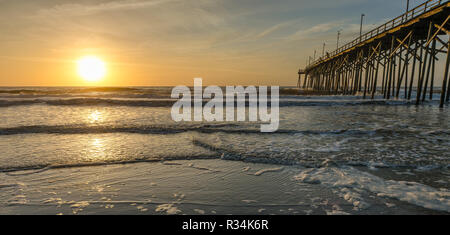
left=77, top=56, right=106, bottom=82
left=88, top=110, right=103, bottom=123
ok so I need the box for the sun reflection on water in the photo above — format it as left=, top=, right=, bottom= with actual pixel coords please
left=91, top=138, right=103, bottom=148
left=85, top=137, right=107, bottom=161
left=88, top=110, right=103, bottom=123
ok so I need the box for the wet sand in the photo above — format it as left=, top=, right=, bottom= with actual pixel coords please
left=0, top=159, right=447, bottom=215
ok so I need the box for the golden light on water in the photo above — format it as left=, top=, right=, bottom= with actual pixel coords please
left=76, top=56, right=106, bottom=82
left=88, top=138, right=106, bottom=160
left=88, top=110, right=103, bottom=123
left=91, top=138, right=104, bottom=148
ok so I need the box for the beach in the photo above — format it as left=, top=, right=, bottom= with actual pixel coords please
left=0, top=87, right=449, bottom=215
left=1, top=159, right=448, bottom=215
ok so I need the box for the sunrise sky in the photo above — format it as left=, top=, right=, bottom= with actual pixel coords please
left=0, top=0, right=422, bottom=86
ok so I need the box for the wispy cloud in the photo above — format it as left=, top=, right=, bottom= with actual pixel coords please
left=35, top=0, right=176, bottom=17
left=254, top=19, right=301, bottom=39
left=286, top=21, right=343, bottom=41
left=0, top=0, right=416, bottom=86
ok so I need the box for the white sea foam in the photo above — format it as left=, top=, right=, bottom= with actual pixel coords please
left=194, top=209, right=205, bottom=214
left=253, top=167, right=284, bottom=176
left=295, top=166, right=450, bottom=212
left=326, top=204, right=350, bottom=215
left=155, top=204, right=181, bottom=215
left=136, top=205, right=148, bottom=212
left=70, top=201, right=90, bottom=214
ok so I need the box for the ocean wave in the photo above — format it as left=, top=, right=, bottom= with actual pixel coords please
left=0, top=97, right=416, bottom=108
left=1, top=136, right=448, bottom=175
left=0, top=98, right=176, bottom=107
left=0, top=87, right=302, bottom=95
left=192, top=137, right=450, bottom=170
left=0, top=123, right=256, bottom=135
left=1, top=151, right=447, bottom=176
left=0, top=87, right=148, bottom=95
left=0, top=123, right=449, bottom=136
left=0, top=123, right=277, bottom=135
left=295, top=166, right=450, bottom=212
left=0, top=154, right=219, bottom=174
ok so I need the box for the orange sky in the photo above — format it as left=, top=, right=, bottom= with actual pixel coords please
left=0, top=0, right=439, bottom=87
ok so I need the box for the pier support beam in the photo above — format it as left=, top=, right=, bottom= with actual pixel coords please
left=441, top=40, right=450, bottom=108
left=300, top=2, right=450, bottom=107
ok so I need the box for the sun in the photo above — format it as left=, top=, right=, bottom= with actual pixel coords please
left=77, top=56, right=106, bottom=82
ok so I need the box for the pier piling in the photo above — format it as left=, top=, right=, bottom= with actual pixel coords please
left=299, top=0, right=450, bottom=107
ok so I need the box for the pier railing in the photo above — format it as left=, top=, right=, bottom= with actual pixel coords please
left=307, top=0, right=448, bottom=69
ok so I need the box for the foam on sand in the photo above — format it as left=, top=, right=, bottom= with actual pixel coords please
left=155, top=204, right=181, bottom=215
left=295, top=166, right=450, bottom=212
left=1, top=159, right=447, bottom=215
left=253, top=167, right=284, bottom=176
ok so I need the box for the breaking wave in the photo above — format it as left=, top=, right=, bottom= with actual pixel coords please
left=0, top=154, right=219, bottom=174
left=0, top=123, right=285, bottom=135
left=0, top=97, right=415, bottom=108
left=1, top=123, right=449, bottom=136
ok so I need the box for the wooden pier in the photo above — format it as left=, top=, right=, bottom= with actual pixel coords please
left=298, top=0, right=450, bottom=107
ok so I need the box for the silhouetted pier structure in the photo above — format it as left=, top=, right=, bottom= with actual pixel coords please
left=298, top=0, right=450, bottom=107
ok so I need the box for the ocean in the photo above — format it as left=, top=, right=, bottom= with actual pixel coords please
left=0, top=87, right=449, bottom=215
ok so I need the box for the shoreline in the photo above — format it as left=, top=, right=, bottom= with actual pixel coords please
left=1, top=159, right=448, bottom=215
